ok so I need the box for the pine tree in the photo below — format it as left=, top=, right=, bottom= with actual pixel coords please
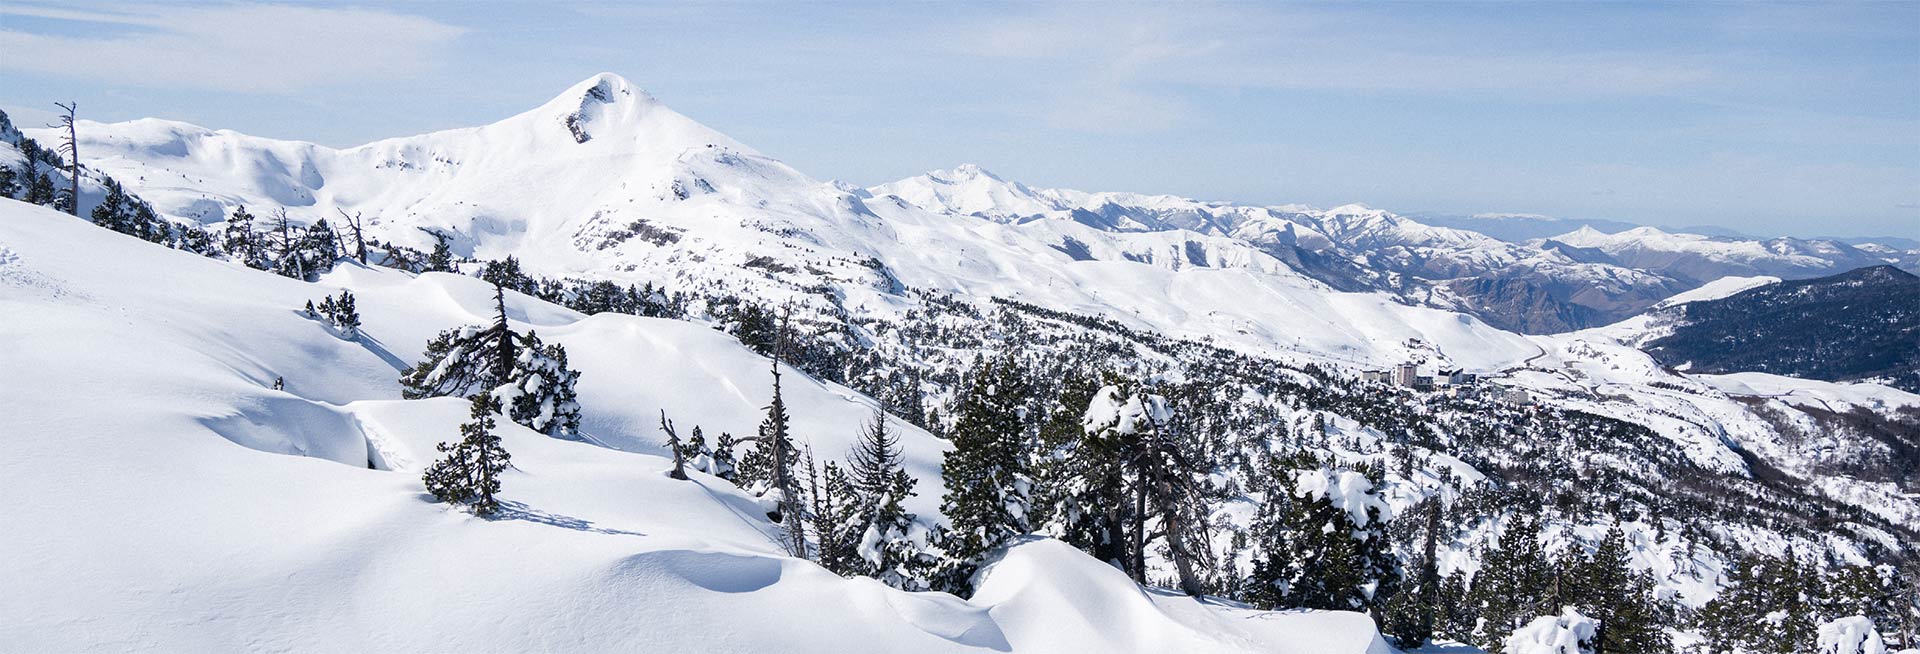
left=681, top=426, right=711, bottom=474
left=849, top=407, right=902, bottom=503
left=314, top=290, right=361, bottom=338
left=739, top=352, right=807, bottom=558
left=1698, top=554, right=1820, bottom=654
left=845, top=406, right=928, bottom=589
left=728, top=301, right=779, bottom=357
left=422, top=394, right=512, bottom=516
left=1280, top=465, right=1398, bottom=612
left=1079, top=382, right=1212, bottom=596
left=711, top=432, right=739, bottom=483
left=399, top=285, right=581, bottom=437
left=425, top=231, right=455, bottom=272
left=0, top=164, right=17, bottom=199
left=400, top=285, right=518, bottom=400
left=1387, top=497, right=1446, bottom=649
left=1471, top=513, right=1554, bottom=651
left=89, top=178, right=132, bottom=233
left=25, top=169, right=56, bottom=206
left=271, top=217, right=338, bottom=280
left=87, top=178, right=168, bottom=243
left=479, top=256, right=535, bottom=294
left=498, top=330, right=581, bottom=438
left=223, top=206, right=269, bottom=269
left=933, top=356, right=1035, bottom=596
left=1030, top=373, right=1128, bottom=569
left=1241, top=461, right=1297, bottom=609
left=812, top=460, right=866, bottom=576
left=1571, top=529, right=1673, bottom=654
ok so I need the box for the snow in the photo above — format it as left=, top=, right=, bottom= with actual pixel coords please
left=970, top=539, right=1393, bottom=654
left=0, top=198, right=1388, bottom=652
left=1081, top=385, right=1172, bottom=436
left=1694, top=372, right=1920, bottom=414
left=1649, top=275, right=1779, bottom=309
left=1502, top=608, right=1596, bottom=654
left=1818, top=616, right=1888, bottom=654
left=1292, top=469, right=1393, bottom=528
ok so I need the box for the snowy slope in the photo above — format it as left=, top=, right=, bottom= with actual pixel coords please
left=0, top=199, right=1398, bottom=653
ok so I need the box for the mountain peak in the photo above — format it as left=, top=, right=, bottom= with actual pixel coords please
left=931, top=163, right=1004, bottom=183
left=543, top=73, right=665, bottom=144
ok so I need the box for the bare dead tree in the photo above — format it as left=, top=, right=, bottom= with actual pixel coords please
left=50, top=102, right=79, bottom=216
left=336, top=208, right=368, bottom=264
left=661, top=410, right=689, bottom=480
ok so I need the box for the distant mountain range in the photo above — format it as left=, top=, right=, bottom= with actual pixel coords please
left=869, top=165, right=1918, bottom=333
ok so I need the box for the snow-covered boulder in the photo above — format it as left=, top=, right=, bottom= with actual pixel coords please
left=1818, top=616, right=1888, bottom=654
left=1504, top=607, right=1597, bottom=654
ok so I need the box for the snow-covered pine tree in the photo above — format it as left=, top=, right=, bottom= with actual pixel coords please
left=1697, top=553, right=1820, bottom=654
left=222, top=206, right=269, bottom=270
left=1080, top=382, right=1212, bottom=596
left=25, top=171, right=56, bottom=207
left=497, top=330, right=581, bottom=438
left=1471, top=512, right=1555, bottom=651
left=400, top=285, right=517, bottom=400
left=812, top=460, right=866, bottom=576
left=1030, top=373, right=1129, bottom=569
left=400, top=284, right=582, bottom=437
left=312, top=290, right=361, bottom=338
left=933, top=356, right=1035, bottom=596
left=425, top=231, right=455, bottom=272
left=711, top=432, right=739, bottom=483
left=271, top=217, right=338, bottom=281
left=1573, top=528, right=1673, bottom=654
left=680, top=425, right=711, bottom=474
left=1386, top=497, right=1447, bottom=649
left=422, top=393, right=511, bottom=516
left=0, top=164, right=17, bottom=199
left=1241, top=456, right=1298, bottom=609
left=1279, top=463, right=1399, bottom=612
left=845, top=407, right=929, bottom=589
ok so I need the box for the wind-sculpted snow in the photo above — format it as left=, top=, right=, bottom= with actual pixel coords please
left=0, top=199, right=1394, bottom=652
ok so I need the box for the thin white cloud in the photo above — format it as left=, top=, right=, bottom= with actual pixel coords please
left=938, top=3, right=1740, bottom=136
left=0, top=3, right=466, bottom=92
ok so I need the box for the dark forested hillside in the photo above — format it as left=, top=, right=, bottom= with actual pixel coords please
left=1644, top=265, right=1920, bottom=391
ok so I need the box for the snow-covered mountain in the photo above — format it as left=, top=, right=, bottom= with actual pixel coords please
left=44, top=74, right=1549, bottom=372
left=1546, top=225, right=1914, bottom=285
left=6, top=73, right=1917, bottom=652
left=874, top=165, right=1686, bottom=332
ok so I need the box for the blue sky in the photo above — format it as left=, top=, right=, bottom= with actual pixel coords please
left=2, top=1, right=1915, bottom=238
